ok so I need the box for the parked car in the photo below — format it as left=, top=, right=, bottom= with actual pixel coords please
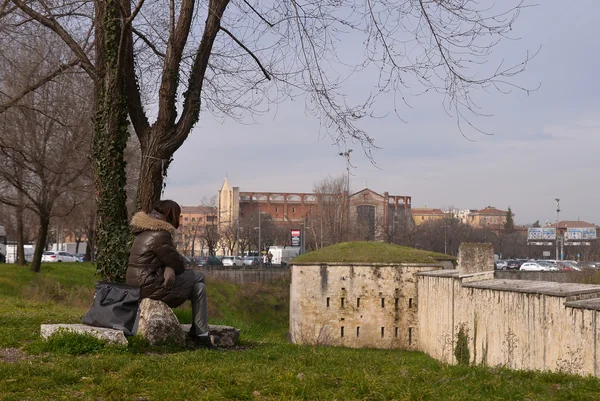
left=242, top=255, right=259, bottom=266
left=222, top=256, right=244, bottom=267
left=520, top=262, right=547, bottom=271
left=41, top=251, right=78, bottom=263
left=75, top=253, right=86, bottom=262
left=506, top=259, right=526, bottom=270
left=495, top=260, right=508, bottom=270
left=559, top=261, right=581, bottom=271
left=196, top=255, right=223, bottom=267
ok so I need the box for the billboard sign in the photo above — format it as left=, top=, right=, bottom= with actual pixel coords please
left=527, top=228, right=542, bottom=240
left=567, top=228, right=583, bottom=240
left=582, top=227, right=597, bottom=240
left=528, top=227, right=556, bottom=241
left=290, top=229, right=301, bottom=247
left=542, top=228, right=556, bottom=240
left=565, top=227, right=596, bottom=241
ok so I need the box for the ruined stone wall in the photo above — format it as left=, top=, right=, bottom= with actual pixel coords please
left=290, top=263, right=441, bottom=349
left=416, top=243, right=600, bottom=376
left=418, top=274, right=600, bottom=375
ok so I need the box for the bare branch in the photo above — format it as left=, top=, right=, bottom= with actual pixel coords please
left=11, top=0, right=95, bottom=77
left=219, top=26, right=270, bottom=81
left=0, top=59, right=79, bottom=113
left=132, top=27, right=166, bottom=58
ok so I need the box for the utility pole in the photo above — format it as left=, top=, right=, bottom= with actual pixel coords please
left=258, top=205, right=261, bottom=257
left=555, top=198, right=561, bottom=260
left=338, top=149, right=353, bottom=237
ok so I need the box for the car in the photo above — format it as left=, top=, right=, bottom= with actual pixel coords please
left=242, top=255, right=259, bottom=266
left=506, top=259, right=526, bottom=270
left=41, top=251, right=78, bottom=263
left=559, top=261, right=581, bottom=271
left=496, top=260, right=508, bottom=270
left=75, top=253, right=86, bottom=262
left=520, top=262, right=548, bottom=271
left=222, top=256, right=244, bottom=267
left=196, top=255, right=223, bottom=267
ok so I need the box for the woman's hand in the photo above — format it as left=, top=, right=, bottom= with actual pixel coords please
left=163, top=267, right=176, bottom=289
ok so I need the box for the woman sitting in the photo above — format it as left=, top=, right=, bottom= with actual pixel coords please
left=126, top=199, right=217, bottom=346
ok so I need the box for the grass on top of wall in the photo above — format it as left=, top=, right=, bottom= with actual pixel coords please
left=292, top=241, right=454, bottom=265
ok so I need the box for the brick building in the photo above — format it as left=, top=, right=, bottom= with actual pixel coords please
left=217, top=178, right=412, bottom=247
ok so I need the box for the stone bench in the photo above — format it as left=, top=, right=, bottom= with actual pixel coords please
left=41, top=299, right=240, bottom=348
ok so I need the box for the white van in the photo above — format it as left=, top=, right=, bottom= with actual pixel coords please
left=268, top=246, right=300, bottom=266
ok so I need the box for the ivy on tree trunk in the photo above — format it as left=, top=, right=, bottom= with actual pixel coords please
left=92, top=0, right=132, bottom=282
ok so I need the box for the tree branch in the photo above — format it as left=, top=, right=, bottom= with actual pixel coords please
left=11, top=0, right=95, bottom=77
left=219, top=26, right=270, bottom=81
left=132, top=27, right=166, bottom=58
left=241, top=0, right=273, bottom=27
left=0, top=59, right=79, bottom=113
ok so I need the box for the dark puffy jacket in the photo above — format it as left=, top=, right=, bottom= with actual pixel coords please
left=126, top=212, right=191, bottom=307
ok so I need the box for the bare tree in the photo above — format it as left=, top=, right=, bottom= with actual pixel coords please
left=0, top=31, right=92, bottom=272
left=307, top=175, right=347, bottom=247
left=3, top=0, right=535, bottom=279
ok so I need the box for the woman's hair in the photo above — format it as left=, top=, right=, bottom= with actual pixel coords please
left=152, top=200, right=181, bottom=229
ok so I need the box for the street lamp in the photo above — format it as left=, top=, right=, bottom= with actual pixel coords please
left=338, top=149, right=353, bottom=235
left=555, top=198, right=561, bottom=261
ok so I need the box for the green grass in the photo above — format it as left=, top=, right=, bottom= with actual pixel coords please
left=292, top=241, right=455, bottom=264
left=1, top=262, right=600, bottom=400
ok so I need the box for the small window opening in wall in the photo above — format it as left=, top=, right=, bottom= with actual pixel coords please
left=356, top=327, right=360, bottom=338
left=357, top=298, right=361, bottom=308
left=395, top=298, right=399, bottom=310
left=395, top=327, right=399, bottom=338
left=326, top=297, right=330, bottom=307
left=275, top=207, right=278, bottom=213
left=381, top=327, right=385, bottom=338
left=341, top=326, right=345, bottom=338
left=408, top=327, right=413, bottom=345
left=409, top=298, right=413, bottom=308
left=292, top=207, right=296, bottom=213
left=341, top=287, right=345, bottom=291
left=381, top=298, right=385, bottom=308
left=341, top=297, right=345, bottom=308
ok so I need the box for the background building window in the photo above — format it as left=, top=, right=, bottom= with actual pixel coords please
left=356, top=205, right=376, bottom=240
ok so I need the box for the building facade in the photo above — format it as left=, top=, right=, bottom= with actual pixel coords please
left=176, top=205, right=218, bottom=257
left=217, top=178, right=412, bottom=249
left=410, top=207, right=446, bottom=226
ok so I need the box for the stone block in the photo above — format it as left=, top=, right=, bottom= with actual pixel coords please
left=40, top=324, right=128, bottom=346
left=458, top=243, right=494, bottom=276
left=181, top=324, right=241, bottom=348
left=137, top=298, right=187, bottom=346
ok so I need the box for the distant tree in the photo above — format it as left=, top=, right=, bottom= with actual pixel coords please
left=308, top=175, right=347, bottom=247
left=532, top=220, right=541, bottom=228
left=504, top=207, right=515, bottom=233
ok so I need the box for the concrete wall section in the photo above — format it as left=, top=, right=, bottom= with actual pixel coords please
left=417, top=274, right=600, bottom=375
left=290, top=263, right=441, bottom=349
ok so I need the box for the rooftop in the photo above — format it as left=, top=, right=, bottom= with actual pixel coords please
left=291, top=241, right=455, bottom=265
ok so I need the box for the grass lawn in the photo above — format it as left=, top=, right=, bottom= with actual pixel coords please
left=1, top=262, right=600, bottom=400
left=292, top=242, right=455, bottom=265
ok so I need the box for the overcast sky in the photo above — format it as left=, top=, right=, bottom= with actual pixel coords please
left=163, top=0, right=599, bottom=226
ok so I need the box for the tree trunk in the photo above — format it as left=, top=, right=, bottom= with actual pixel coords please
left=15, top=206, right=26, bottom=266
left=30, top=213, right=50, bottom=273
left=136, top=138, right=170, bottom=212
left=91, top=0, right=132, bottom=282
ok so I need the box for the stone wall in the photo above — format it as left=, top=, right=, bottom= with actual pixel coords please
left=417, top=244, right=600, bottom=376
left=290, top=263, right=442, bottom=349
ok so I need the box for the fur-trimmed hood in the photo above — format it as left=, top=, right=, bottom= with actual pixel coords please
left=130, top=211, right=176, bottom=235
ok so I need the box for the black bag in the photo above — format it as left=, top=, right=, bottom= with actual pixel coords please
left=82, top=282, right=141, bottom=336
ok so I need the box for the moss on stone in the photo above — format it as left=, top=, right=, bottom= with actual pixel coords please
left=292, top=241, right=455, bottom=265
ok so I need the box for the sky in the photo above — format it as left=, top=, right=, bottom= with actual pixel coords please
left=163, top=0, right=600, bottom=226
